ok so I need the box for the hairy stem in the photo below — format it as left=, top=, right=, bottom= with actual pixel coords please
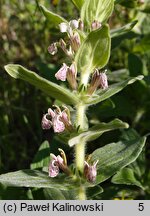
left=75, top=103, right=87, bottom=200
left=78, top=185, right=86, bottom=200
left=75, top=103, right=86, bottom=173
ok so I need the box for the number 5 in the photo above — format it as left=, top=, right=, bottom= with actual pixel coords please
left=138, top=203, right=144, bottom=211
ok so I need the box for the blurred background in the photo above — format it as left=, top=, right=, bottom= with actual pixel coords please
left=0, top=0, right=150, bottom=199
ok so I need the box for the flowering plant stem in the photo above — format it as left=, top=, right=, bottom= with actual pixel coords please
left=75, top=103, right=87, bottom=199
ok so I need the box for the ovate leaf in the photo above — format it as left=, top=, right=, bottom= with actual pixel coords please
left=68, top=119, right=129, bottom=147
left=72, top=0, right=85, bottom=9
left=75, top=25, right=111, bottom=78
left=91, top=136, right=146, bottom=184
left=111, top=167, right=144, bottom=189
left=4, top=64, right=79, bottom=105
left=0, top=170, right=78, bottom=190
left=81, top=0, right=114, bottom=28
left=40, top=5, right=67, bottom=26
left=85, top=75, right=143, bottom=105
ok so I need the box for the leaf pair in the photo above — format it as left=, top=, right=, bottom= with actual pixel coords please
left=0, top=136, right=146, bottom=193
left=4, top=65, right=144, bottom=106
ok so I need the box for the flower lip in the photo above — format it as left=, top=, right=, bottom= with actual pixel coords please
left=55, top=63, right=68, bottom=81
left=41, top=114, right=52, bottom=130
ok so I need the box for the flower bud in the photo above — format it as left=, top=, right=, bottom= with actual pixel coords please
left=59, top=39, right=66, bottom=51
left=78, top=20, right=84, bottom=31
left=61, top=108, right=73, bottom=131
left=41, top=114, right=52, bottom=130
left=88, top=69, right=108, bottom=94
left=48, top=43, right=58, bottom=55
left=71, top=32, right=81, bottom=52
left=91, top=20, right=102, bottom=30
left=87, top=69, right=100, bottom=94
left=55, top=63, right=68, bottom=81
left=84, top=160, right=99, bottom=183
left=67, top=62, right=77, bottom=90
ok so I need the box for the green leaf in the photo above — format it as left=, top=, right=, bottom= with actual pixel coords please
left=4, top=64, right=79, bottom=105
left=43, top=188, right=77, bottom=200
left=91, top=136, right=146, bottom=184
left=111, top=167, right=144, bottom=189
left=111, top=21, right=138, bottom=38
left=30, top=141, right=50, bottom=170
left=86, top=185, right=103, bottom=199
left=75, top=25, right=111, bottom=77
left=72, top=0, right=85, bottom=9
left=128, top=53, right=143, bottom=76
left=84, top=75, right=143, bottom=105
left=0, top=170, right=78, bottom=190
left=81, top=0, right=114, bottom=27
left=39, top=5, right=67, bottom=26
left=68, top=119, right=129, bottom=147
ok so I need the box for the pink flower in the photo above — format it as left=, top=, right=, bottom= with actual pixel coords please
left=53, top=114, right=65, bottom=133
left=41, top=114, right=52, bottom=130
left=84, top=160, right=99, bottom=183
left=48, top=43, right=58, bottom=55
left=99, top=72, right=108, bottom=89
left=42, top=106, right=72, bottom=133
left=49, top=154, right=64, bottom=177
left=55, top=63, right=68, bottom=81
left=48, top=108, right=65, bottom=133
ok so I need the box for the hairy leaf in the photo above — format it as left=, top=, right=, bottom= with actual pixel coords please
left=75, top=25, right=110, bottom=78
left=91, top=136, right=146, bottom=184
left=84, top=75, right=143, bottom=105
left=4, top=64, right=79, bottom=105
left=111, top=167, right=144, bottom=189
left=0, top=170, right=78, bottom=190
left=68, top=119, right=129, bottom=147
left=40, top=5, right=67, bottom=26
left=81, top=0, right=114, bottom=27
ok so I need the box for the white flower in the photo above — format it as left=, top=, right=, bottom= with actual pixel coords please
left=59, top=22, right=68, bottom=33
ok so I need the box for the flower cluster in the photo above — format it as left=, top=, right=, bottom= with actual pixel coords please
left=43, top=19, right=108, bottom=184
left=47, top=19, right=108, bottom=95
left=41, top=106, right=72, bottom=133
left=48, top=151, right=99, bottom=183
